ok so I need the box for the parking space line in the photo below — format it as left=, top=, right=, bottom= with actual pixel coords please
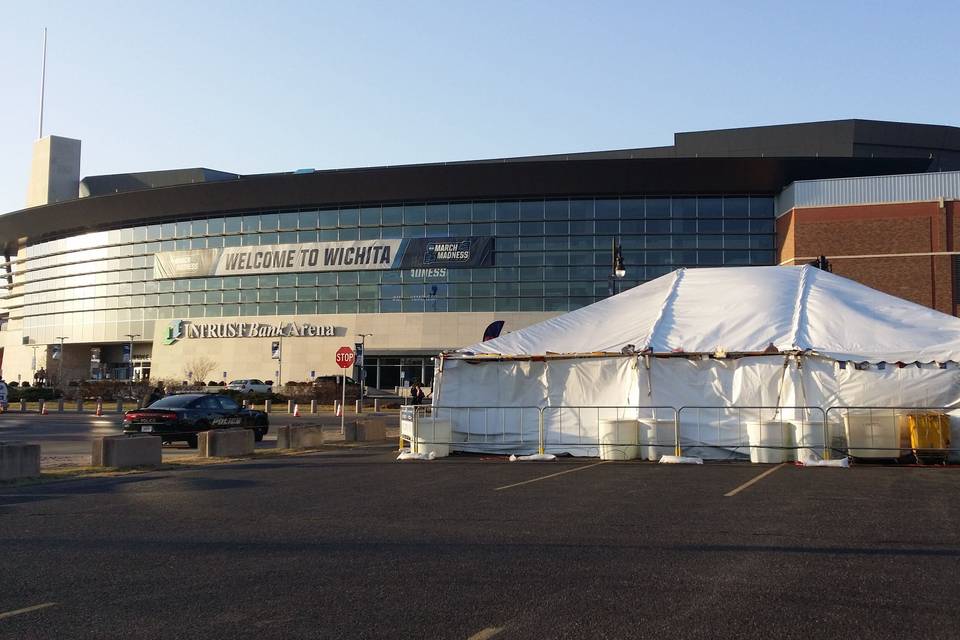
left=0, top=602, right=57, bottom=620
left=724, top=463, right=786, bottom=497
left=467, top=626, right=504, bottom=640
left=494, top=462, right=607, bottom=491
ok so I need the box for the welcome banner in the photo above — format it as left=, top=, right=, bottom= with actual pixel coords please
left=154, top=237, right=494, bottom=279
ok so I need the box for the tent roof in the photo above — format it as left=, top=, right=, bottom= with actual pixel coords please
left=460, top=266, right=960, bottom=363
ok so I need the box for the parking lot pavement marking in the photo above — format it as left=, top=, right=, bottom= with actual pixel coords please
left=724, top=463, right=786, bottom=497
left=494, top=461, right=607, bottom=491
left=0, top=602, right=57, bottom=621
left=466, top=627, right=504, bottom=640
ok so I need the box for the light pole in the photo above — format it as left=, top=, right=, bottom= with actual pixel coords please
left=55, top=336, right=68, bottom=390
left=608, top=238, right=626, bottom=296
left=124, top=334, right=140, bottom=399
left=356, top=333, right=372, bottom=409
left=124, top=334, right=140, bottom=380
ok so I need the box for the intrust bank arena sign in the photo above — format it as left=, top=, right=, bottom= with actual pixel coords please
left=163, top=319, right=337, bottom=345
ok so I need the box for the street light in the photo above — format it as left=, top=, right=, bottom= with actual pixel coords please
left=356, top=333, right=373, bottom=409
left=124, top=334, right=140, bottom=381
left=55, top=336, right=68, bottom=389
left=124, top=334, right=141, bottom=401
left=608, top=239, right=626, bottom=296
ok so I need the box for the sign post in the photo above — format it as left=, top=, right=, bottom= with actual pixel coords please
left=335, top=346, right=355, bottom=434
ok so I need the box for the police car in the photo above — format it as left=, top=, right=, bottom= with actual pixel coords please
left=122, top=393, right=268, bottom=448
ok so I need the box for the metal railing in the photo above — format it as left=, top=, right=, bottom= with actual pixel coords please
left=824, top=406, right=957, bottom=462
left=540, top=405, right=678, bottom=458
left=676, top=406, right=828, bottom=461
left=397, top=402, right=957, bottom=463
left=404, top=405, right=542, bottom=454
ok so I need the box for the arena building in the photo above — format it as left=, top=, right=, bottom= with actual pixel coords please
left=2, top=119, right=960, bottom=388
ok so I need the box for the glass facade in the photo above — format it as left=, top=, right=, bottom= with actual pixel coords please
left=5, top=195, right=775, bottom=341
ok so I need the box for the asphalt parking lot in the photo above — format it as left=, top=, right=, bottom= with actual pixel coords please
left=1, top=448, right=959, bottom=639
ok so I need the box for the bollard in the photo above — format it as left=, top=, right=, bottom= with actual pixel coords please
left=116, top=399, right=123, bottom=413
left=310, top=399, right=317, bottom=414
left=374, top=398, right=380, bottom=412
left=287, top=399, right=294, bottom=414
left=76, top=399, right=84, bottom=413
left=57, top=398, right=65, bottom=412
left=355, top=400, right=361, bottom=414
left=20, top=400, right=27, bottom=412
left=38, top=399, right=45, bottom=415
left=357, top=398, right=363, bottom=415
left=265, top=399, right=272, bottom=413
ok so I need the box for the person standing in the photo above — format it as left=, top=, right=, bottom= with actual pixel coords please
left=410, top=381, right=425, bottom=406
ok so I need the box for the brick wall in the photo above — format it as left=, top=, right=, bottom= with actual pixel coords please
left=776, top=201, right=955, bottom=315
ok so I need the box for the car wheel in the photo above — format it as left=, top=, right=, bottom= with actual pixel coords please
left=254, top=428, right=265, bottom=442
left=185, top=434, right=198, bottom=448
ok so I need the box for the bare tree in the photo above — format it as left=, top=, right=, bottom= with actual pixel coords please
left=183, top=356, right=217, bottom=383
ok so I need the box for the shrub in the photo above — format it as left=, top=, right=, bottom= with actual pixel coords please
left=8, top=386, right=61, bottom=402
left=8, top=381, right=19, bottom=388
left=20, top=381, right=30, bottom=388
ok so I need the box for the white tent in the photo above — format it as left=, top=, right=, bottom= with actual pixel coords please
left=431, top=266, right=960, bottom=458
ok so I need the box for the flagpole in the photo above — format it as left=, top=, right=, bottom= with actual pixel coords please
left=38, top=27, right=47, bottom=139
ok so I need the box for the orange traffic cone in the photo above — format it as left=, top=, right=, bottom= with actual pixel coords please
left=40, top=404, right=48, bottom=415
left=95, top=400, right=103, bottom=417
left=293, top=403, right=300, bottom=417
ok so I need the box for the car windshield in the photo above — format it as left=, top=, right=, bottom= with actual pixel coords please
left=148, top=395, right=199, bottom=409
left=229, top=380, right=247, bottom=385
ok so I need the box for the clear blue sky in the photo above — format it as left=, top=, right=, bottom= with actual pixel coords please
left=2, top=0, right=958, bottom=214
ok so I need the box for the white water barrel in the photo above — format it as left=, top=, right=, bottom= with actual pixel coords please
left=638, top=419, right=675, bottom=461
left=599, top=419, right=639, bottom=461
left=746, top=421, right=793, bottom=464
left=793, top=421, right=826, bottom=462
left=415, top=418, right=451, bottom=458
left=843, top=414, right=900, bottom=459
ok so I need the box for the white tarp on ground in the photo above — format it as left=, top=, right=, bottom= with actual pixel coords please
left=433, top=266, right=960, bottom=457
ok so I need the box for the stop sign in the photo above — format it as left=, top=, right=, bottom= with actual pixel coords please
left=335, top=346, right=355, bottom=369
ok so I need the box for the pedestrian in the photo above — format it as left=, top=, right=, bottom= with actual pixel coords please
left=147, top=384, right=165, bottom=406
left=410, top=381, right=425, bottom=406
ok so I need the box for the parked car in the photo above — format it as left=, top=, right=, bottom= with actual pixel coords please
left=226, top=379, right=272, bottom=394
left=122, top=393, right=269, bottom=448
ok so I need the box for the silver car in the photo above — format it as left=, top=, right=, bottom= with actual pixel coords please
left=226, top=379, right=272, bottom=394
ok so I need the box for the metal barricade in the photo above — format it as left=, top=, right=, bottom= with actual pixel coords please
left=675, top=406, right=828, bottom=461
left=824, top=406, right=956, bottom=462
left=406, top=405, right=542, bottom=455
left=540, top=406, right=678, bottom=459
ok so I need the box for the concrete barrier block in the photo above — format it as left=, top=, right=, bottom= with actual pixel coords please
left=200, top=428, right=254, bottom=458
left=0, top=442, right=41, bottom=480
left=277, top=425, right=327, bottom=449
left=92, top=435, right=162, bottom=468
left=344, top=418, right=387, bottom=442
